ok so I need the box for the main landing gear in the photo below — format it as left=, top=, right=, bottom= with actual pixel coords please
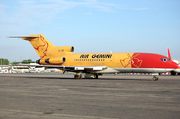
left=74, top=73, right=99, bottom=79
left=171, top=71, right=177, bottom=76
left=74, top=73, right=82, bottom=79
left=153, top=76, right=159, bottom=81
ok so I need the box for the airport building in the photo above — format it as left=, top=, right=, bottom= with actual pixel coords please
left=0, top=63, right=61, bottom=73
left=0, top=65, right=9, bottom=73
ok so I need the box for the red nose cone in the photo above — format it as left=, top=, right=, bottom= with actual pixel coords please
left=171, top=61, right=179, bottom=69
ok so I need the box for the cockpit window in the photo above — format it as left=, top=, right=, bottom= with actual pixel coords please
left=160, top=58, right=170, bottom=62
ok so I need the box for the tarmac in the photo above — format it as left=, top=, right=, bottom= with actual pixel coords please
left=0, top=73, right=180, bottom=119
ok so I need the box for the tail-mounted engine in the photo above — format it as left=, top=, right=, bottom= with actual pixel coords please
left=36, top=56, right=66, bottom=65
left=54, top=46, right=74, bottom=53
left=45, top=57, right=66, bottom=64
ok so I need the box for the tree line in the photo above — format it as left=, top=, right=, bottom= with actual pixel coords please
left=0, top=58, right=9, bottom=65
left=0, top=58, right=34, bottom=65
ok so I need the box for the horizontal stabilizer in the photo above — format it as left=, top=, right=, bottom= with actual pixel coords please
left=8, top=36, right=40, bottom=38
left=8, top=35, right=40, bottom=41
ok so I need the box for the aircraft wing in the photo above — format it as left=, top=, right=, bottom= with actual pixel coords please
left=10, top=64, right=108, bottom=72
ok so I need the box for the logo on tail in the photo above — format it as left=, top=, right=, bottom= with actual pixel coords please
left=33, top=35, right=49, bottom=59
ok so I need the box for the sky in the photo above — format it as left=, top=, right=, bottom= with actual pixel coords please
left=0, top=0, right=180, bottom=62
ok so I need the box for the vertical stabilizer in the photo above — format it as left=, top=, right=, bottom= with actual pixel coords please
left=9, top=34, right=55, bottom=59
left=25, top=34, right=55, bottom=59
left=9, top=34, right=74, bottom=60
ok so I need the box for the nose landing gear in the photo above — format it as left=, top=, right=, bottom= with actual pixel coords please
left=153, top=75, right=159, bottom=81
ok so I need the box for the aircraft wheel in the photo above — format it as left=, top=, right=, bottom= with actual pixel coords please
left=74, top=73, right=82, bottom=79
left=171, top=71, right=177, bottom=76
left=79, top=74, right=82, bottom=79
left=95, top=74, right=98, bottom=79
left=74, top=74, right=78, bottom=79
left=153, top=76, right=158, bottom=81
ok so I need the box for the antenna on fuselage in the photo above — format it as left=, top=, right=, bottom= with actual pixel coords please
left=167, top=48, right=172, bottom=61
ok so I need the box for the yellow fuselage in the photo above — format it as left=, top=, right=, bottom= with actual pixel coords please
left=41, top=53, right=134, bottom=68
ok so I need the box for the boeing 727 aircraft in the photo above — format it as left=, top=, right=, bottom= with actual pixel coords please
left=9, top=34, right=179, bottom=81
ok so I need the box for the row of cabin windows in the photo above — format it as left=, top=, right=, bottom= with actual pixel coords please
left=74, top=59, right=105, bottom=62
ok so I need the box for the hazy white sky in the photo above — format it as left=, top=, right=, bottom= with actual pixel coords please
left=0, top=0, right=180, bottom=62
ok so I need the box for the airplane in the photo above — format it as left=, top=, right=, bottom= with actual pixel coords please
left=9, top=34, right=180, bottom=81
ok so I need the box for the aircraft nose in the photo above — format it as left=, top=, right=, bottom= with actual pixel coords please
left=171, top=61, right=179, bottom=68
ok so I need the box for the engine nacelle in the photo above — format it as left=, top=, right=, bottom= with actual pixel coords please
left=45, top=56, right=66, bottom=64
left=36, top=59, right=47, bottom=64
left=36, top=56, right=66, bottom=65
left=44, top=46, right=74, bottom=58
left=56, top=46, right=74, bottom=52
